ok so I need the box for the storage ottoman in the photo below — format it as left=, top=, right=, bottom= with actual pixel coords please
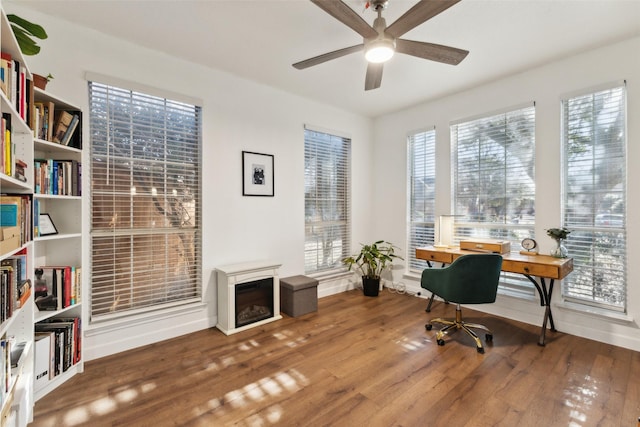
left=280, top=275, right=318, bottom=317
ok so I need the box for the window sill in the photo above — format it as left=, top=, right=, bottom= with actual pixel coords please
left=86, top=299, right=207, bottom=335
left=554, top=300, right=634, bottom=325
left=306, top=269, right=354, bottom=282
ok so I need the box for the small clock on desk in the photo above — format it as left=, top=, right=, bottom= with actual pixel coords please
left=520, top=238, right=539, bottom=255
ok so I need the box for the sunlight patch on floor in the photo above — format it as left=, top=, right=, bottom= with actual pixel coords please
left=221, top=356, right=236, bottom=368
left=114, top=387, right=138, bottom=403
left=564, top=374, right=599, bottom=427
left=395, top=336, right=426, bottom=352
left=89, top=396, right=117, bottom=415
left=62, top=407, right=90, bottom=426
left=238, top=339, right=260, bottom=351
left=191, top=369, right=310, bottom=423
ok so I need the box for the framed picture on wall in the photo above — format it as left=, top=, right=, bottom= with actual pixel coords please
left=242, top=151, right=274, bottom=197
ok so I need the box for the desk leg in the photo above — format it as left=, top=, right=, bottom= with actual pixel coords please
left=524, top=275, right=556, bottom=346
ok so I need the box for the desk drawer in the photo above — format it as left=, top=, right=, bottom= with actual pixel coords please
left=416, top=249, right=453, bottom=264
left=502, top=260, right=559, bottom=279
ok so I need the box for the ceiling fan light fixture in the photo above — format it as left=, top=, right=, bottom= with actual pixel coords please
left=365, top=39, right=395, bottom=63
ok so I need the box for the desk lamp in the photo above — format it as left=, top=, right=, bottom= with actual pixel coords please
left=434, top=215, right=455, bottom=249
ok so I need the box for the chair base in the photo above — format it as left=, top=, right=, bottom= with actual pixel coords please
left=425, top=304, right=493, bottom=354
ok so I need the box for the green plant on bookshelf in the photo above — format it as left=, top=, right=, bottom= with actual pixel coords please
left=7, top=14, right=47, bottom=55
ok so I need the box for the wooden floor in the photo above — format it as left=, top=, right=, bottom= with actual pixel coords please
left=32, top=289, right=639, bottom=427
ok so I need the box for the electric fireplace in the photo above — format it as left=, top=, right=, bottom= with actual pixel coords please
left=215, top=261, right=282, bottom=335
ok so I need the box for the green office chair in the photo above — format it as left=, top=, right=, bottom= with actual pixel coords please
left=421, top=254, right=503, bottom=354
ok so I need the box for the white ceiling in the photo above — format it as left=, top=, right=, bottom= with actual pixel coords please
left=14, top=0, right=640, bottom=117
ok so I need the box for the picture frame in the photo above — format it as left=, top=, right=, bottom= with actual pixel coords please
left=38, top=213, right=59, bottom=236
left=242, top=151, right=274, bottom=197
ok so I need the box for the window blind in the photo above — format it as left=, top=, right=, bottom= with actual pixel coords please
left=562, top=85, right=626, bottom=312
left=451, top=105, right=536, bottom=296
left=304, top=128, right=351, bottom=275
left=407, top=128, right=436, bottom=273
left=89, top=81, right=202, bottom=321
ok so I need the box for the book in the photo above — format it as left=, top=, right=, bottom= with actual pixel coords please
left=60, top=114, right=79, bottom=146
left=52, top=111, right=73, bottom=143
left=0, top=52, right=11, bottom=98
left=34, top=332, right=53, bottom=391
left=45, top=102, right=55, bottom=141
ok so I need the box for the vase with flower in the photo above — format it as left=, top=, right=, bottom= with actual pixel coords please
left=546, top=227, right=570, bottom=258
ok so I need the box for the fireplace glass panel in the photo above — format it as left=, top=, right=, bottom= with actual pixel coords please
left=235, top=277, right=274, bottom=328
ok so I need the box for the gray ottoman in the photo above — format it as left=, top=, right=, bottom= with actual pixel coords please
left=280, top=275, right=319, bottom=317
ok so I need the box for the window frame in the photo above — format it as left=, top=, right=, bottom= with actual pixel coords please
left=560, top=83, right=627, bottom=313
left=88, top=74, right=203, bottom=323
left=406, top=127, right=436, bottom=274
left=303, top=125, right=351, bottom=277
left=450, top=104, right=536, bottom=297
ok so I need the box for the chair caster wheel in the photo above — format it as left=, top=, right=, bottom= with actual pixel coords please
left=485, top=334, right=493, bottom=342
left=426, top=324, right=433, bottom=331
left=437, top=339, right=445, bottom=346
left=477, top=347, right=485, bottom=354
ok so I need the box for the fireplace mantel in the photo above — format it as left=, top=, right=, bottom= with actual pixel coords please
left=215, top=261, right=282, bottom=335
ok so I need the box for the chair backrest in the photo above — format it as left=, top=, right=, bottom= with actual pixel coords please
left=420, top=254, right=503, bottom=304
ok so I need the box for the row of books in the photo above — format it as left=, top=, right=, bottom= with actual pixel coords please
left=35, top=317, right=81, bottom=392
left=34, top=265, right=81, bottom=312
left=0, top=250, right=31, bottom=324
left=33, top=159, right=81, bottom=196
left=34, top=107, right=80, bottom=147
left=0, top=194, right=32, bottom=256
left=0, top=51, right=29, bottom=123
left=1, top=50, right=82, bottom=155
left=1, top=111, right=26, bottom=182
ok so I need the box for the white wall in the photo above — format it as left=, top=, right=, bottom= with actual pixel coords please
left=373, top=36, right=640, bottom=351
left=8, top=5, right=374, bottom=360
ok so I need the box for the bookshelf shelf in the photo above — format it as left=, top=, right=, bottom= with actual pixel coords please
left=34, top=232, right=81, bottom=242
left=34, top=303, right=81, bottom=323
left=34, top=138, right=81, bottom=156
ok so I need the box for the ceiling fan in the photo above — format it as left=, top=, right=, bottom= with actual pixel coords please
left=293, top=0, right=469, bottom=90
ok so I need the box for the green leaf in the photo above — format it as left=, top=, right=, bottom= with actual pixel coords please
left=8, top=14, right=48, bottom=39
left=12, top=28, right=40, bottom=55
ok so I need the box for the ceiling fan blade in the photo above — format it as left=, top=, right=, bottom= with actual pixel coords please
left=293, top=44, right=364, bottom=69
left=396, top=39, right=468, bottom=65
left=311, top=0, right=377, bottom=39
left=386, top=0, right=461, bottom=38
left=365, top=62, right=384, bottom=91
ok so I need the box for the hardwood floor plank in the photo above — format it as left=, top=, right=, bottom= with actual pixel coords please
left=32, top=289, right=640, bottom=427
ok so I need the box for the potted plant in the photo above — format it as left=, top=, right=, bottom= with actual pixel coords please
left=32, top=73, right=53, bottom=90
left=343, top=240, right=403, bottom=297
left=546, top=227, right=571, bottom=258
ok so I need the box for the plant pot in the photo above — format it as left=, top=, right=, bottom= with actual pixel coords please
left=362, top=276, right=380, bottom=297
left=550, top=238, right=568, bottom=258
left=33, top=73, right=48, bottom=90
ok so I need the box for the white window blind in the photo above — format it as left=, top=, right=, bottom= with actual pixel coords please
left=561, top=85, right=626, bottom=312
left=89, top=80, right=202, bottom=321
left=304, top=127, right=351, bottom=275
left=452, top=105, right=536, bottom=296
left=407, top=128, right=436, bottom=273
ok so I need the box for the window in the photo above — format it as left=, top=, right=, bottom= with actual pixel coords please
left=407, top=128, right=436, bottom=273
left=451, top=105, right=536, bottom=296
left=89, top=78, right=202, bottom=321
left=304, top=127, right=351, bottom=275
left=561, top=84, right=626, bottom=312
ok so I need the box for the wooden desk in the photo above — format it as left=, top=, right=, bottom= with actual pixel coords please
left=416, top=246, right=574, bottom=346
